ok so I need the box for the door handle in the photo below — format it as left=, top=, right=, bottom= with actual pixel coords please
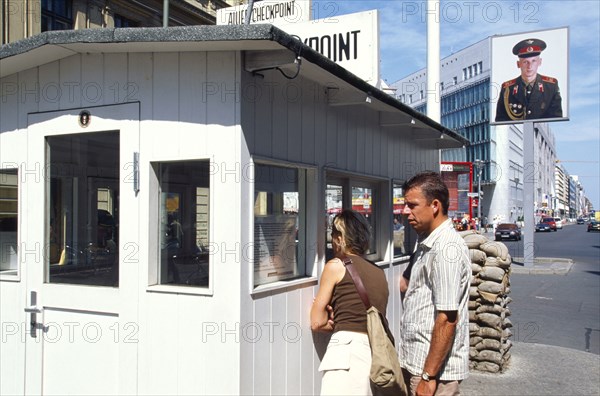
left=25, top=291, right=41, bottom=338
left=24, top=306, right=42, bottom=313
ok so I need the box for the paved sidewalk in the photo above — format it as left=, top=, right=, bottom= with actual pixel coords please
left=511, top=257, right=574, bottom=275
left=461, top=342, right=600, bottom=395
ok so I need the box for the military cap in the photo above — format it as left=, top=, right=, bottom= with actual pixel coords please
left=512, top=38, right=547, bottom=58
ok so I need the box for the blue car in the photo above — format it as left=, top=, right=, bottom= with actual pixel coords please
left=535, top=222, right=552, bottom=232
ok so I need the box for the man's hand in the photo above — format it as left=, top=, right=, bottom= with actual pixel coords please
left=416, top=379, right=437, bottom=396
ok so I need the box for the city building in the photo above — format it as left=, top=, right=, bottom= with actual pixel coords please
left=0, top=25, right=467, bottom=394
left=391, top=36, right=559, bottom=223
left=1, top=0, right=236, bottom=44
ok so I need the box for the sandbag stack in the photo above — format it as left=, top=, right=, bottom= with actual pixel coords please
left=461, top=231, right=512, bottom=373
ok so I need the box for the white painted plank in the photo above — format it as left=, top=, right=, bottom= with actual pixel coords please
left=325, top=108, right=337, bottom=167
left=206, top=51, right=237, bottom=127
left=287, top=92, right=302, bottom=163
left=253, top=297, right=271, bottom=395
left=253, top=74, right=273, bottom=158
left=80, top=53, right=104, bottom=107
left=335, top=108, right=348, bottom=170
left=127, top=52, right=153, bottom=121
left=301, top=78, right=316, bottom=165
left=271, top=292, right=287, bottom=395
left=285, top=289, right=302, bottom=395
left=102, top=53, right=128, bottom=106
left=152, top=53, right=179, bottom=122
left=37, top=61, right=60, bottom=112
left=59, top=55, right=81, bottom=110
left=270, top=76, right=288, bottom=160
left=17, top=68, right=39, bottom=129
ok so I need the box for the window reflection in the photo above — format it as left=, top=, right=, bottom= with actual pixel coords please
left=47, top=132, right=119, bottom=286
left=253, top=164, right=305, bottom=286
left=157, top=161, right=210, bottom=287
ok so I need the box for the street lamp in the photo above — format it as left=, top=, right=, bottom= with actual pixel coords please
left=473, top=159, right=484, bottom=225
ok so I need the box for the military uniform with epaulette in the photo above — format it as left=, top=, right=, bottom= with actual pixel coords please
left=495, top=74, right=562, bottom=121
left=495, top=38, right=563, bottom=122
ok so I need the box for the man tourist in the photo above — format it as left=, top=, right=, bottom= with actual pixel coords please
left=399, top=171, right=471, bottom=396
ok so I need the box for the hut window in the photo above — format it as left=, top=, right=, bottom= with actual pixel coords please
left=156, top=161, right=210, bottom=287
left=325, top=176, right=380, bottom=262
left=0, top=169, right=18, bottom=276
left=46, top=131, right=120, bottom=286
left=253, top=164, right=306, bottom=287
left=392, top=183, right=416, bottom=260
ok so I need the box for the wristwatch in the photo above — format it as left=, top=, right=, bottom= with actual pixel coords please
left=421, top=371, right=437, bottom=382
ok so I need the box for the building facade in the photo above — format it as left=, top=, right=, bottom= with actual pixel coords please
left=1, top=0, right=236, bottom=44
left=391, top=36, right=559, bottom=224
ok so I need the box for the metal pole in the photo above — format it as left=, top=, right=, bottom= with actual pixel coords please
left=523, top=122, right=535, bottom=267
left=163, top=0, right=169, bottom=27
left=426, top=0, right=441, bottom=123
left=245, top=0, right=255, bottom=25
left=477, top=164, right=482, bottom=221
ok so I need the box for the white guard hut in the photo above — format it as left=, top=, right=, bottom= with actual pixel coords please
left=0, top=25, right=467, bottom=395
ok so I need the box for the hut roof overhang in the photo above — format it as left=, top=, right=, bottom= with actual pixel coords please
left=0, top=25, right=469, bottom=148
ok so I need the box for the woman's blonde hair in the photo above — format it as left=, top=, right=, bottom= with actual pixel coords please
left=332, top=209, right=371, bottom=255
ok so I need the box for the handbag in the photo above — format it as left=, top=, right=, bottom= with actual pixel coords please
left=343, top=257, right=408, bottom=396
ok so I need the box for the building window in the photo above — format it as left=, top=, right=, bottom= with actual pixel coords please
left=114, top=14, right=140, bottom=28
left=478, top=61, right=483, bottom=74
left=46, top=132, right=119, bottom=286
left=254, top=164, right=307, bottom=287
left=154, top=161, right=210, bottom=287
left=420, top=90, right=424, bottom=100
left=440, top=82, right=444, bottom=91
left=454, top=76, right=458, bottom=85
left=0, top=169, right=18, bottom=275
left=42, top=0, right=73, bottom=32
left=409, top=94, right=413, bottom=104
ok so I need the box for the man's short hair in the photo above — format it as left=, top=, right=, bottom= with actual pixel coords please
left=403, top=171, right=449, bottom=215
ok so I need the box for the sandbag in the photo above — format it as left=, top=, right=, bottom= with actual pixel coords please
left=464, top=233, right=489, bottom=249
left=471, top=263, right=483, bottom=275
left=480, top=241, right=509, bottom=261
left=478, top=281, right=504, bottom=294
left=469, top=249, right=487, bottom=264
left=473, top=350, right=503, bottom=365
left=479, top=266, right=506, bottom=282
left=478, top=313, right=502, bottom=328
left=476, top=338, right=501, bottom=351
left=475, top=361, right=500, bottom=373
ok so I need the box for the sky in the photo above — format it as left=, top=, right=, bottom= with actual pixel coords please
left=311, top=0, right=600, bottom=210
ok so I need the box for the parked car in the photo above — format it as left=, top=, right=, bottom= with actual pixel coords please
left=540, top=217, right=557, bottom=231
left=553, top=217, right=563, bottom=229
left=577, top=218, right=585, bottom=224
left=535, top=222, right=552, bottom=232
left=588, top=220, right=600, bottom=232
left=495, top=223, right=522, bottom=241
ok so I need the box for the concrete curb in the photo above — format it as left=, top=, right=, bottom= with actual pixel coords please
left=511, top=257, right=573, bottom=275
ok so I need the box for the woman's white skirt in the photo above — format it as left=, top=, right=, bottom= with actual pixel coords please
left=319, top=331, right=372, bottom=396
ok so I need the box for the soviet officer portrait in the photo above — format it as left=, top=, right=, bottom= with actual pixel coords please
left=495, top=38, right=563, bottom=122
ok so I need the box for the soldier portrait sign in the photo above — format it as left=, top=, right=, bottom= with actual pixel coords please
left=491, top=27, right=569, bottom=125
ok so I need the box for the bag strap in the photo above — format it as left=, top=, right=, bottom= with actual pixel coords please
left=342, top=257, right=372, bottom=309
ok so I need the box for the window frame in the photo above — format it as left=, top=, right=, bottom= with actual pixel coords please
left=391, top=180, right=417, bottom=264
left=251, top=158, right=318, bottom=293
left=325, top=170, right=387, bottom=264
left=0, top=167, right=20, bottom=281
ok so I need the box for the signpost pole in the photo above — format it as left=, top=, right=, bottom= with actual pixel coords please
left=523, top=122, right=535, bottom=267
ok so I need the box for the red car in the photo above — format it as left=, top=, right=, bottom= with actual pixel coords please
left=540, top=217, right=557, bottom=231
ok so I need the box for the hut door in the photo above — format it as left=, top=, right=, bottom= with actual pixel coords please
left=24, top=103, right=140, bottom=395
